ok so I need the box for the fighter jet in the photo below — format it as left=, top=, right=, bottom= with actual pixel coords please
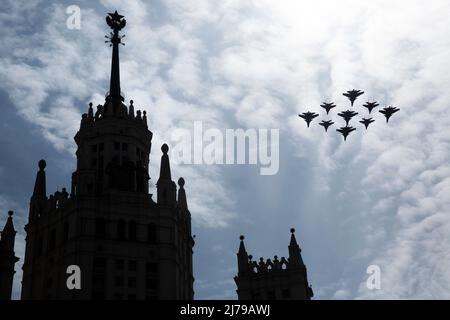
left=360, top=118, right=375, bottom=130
left=298, top=112, right=319, bottom=128
left=320, top=102, right=337, bottom=115
left=337, top=110, right=359, bottom=126
left=363, top=101, right=379, bottom=114
left=379, top=106, right=400, bottom=123
left=336, top=126, right=356, bottom=141
left=319, top=120, right=335, bottom=132
left=343, top=89, right=364, bottom=106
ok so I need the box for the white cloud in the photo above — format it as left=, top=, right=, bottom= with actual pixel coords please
left=1, top=0, right=450, bottom=299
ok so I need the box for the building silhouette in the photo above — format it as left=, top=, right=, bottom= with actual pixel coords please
left=0, top=211, right=19, bottom=300
left=0, top=10, right=315, bottom=301
left=234, top=229, right=313, bottom=300
left=18, top=11, right=194, bottom=300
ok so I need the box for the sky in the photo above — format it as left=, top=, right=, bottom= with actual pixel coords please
left=1, top=0, right=450, bottom=299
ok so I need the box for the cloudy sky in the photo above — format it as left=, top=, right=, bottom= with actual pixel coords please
left=1, top=0, right=450, bottom=299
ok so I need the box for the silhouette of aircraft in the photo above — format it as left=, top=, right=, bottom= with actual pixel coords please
left=343, top=89, right=364, bottom=106
left=319, top=120, right=335, bottom=132
left=299, top=112, right=319, bottom=127
left=379, top=106, right=400, bottom=123
left=360, top=118, right=375, bottom=130
left=337, top=126, right=356, bottom=141
left=363, top=101, right=379, bottom=114
left=320, top=102, right=337, bottom=115
left=337, top=110, right=358, bottom=126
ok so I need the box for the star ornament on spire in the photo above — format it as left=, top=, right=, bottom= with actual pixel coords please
left=106, top=11, right=126, bottom=31
left=105, top=11, right=126, bottom=46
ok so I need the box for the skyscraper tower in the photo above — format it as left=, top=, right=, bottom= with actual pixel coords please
left=0, top=210, right=19, bottom=300
left=234, top=229, right=313, bottom=300
left=20, top=11, right=194, bottom=300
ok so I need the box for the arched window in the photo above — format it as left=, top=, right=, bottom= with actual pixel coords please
left=95, top=218, right=106, bottom=239
left=117, top=219, right=126, bottom=240
left=128, top=221, right=137, bottom=241
left=148, top=223, right=157, bottom=244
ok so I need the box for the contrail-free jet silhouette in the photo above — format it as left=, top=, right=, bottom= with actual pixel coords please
left=337, top=110, right=359, bottom=126
left=337, top=126, right=356, bottom=141
left=320, top=102, right=337, bottom=115
left=360, top=118, right=375, bottom=130
left=363, top=101, right=379, bottom=114
left=379, top=106, right=400, bottom=123
left=343, top=89, right=364, bottom=106
left=319, top=120, right=335, bottom=132
left=299, top=112, right=319, bottom=128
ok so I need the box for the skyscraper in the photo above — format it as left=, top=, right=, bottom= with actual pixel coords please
left=19, top=11, right=194, bottom=300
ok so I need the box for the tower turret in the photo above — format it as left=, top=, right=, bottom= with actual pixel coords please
left=0, top=210, right=20, bottom=300
left=157, top=144, right=176, bottom=205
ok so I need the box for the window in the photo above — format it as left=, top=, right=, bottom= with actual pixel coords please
left=115, top=259, right=124, bottom=271
left=128, top=294, right=136, bottom=300
left=63, top=222, right=69, bottom=243
left=37, top=236, right=43, bottom=257
left=91, top=144, right=97, bottom=152
left=93, top=257, right=106, bottom=271
left=122, top=143, right=128, bottom=151
left=146, top=278, right=158, bottom=290
left=148, top=223, right=157, bottom=244
left=115, top=276, right=124, bottom=287
left=251, top=293, right=260, bottom=300
left=99, top=143, right=104, bottom=151
left=146, top=263, right=158, bottom=274
left=91, top=157, right=97, bottom=167
left=95, top=218, right=106, bottom=239
left=267, top=290, right=276, bottom=300
left=114, top=142, right=120, bottom=150
left=128, top=260, right=137, bottom=272
left=49, top=229, right=56, bottom=251
left=117, top=220, right=126, bottom=240
left=114, top=293, right=123, bottom=300
left=128, top=277, right=136, bottom=288
left=282, top=289, right=291, bottom=299
left=128, top=221, right=137, bottom=241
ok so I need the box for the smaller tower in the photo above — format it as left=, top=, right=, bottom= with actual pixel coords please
left=0, top=210, right=20, bottom=300
left=157, top=144, right=176, bottom=206
left=234, top=228, right=313, bottom=300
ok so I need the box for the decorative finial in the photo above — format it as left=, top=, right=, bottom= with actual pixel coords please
left=38, top=159, right=46, bottom=171
left=89, top=102, right=93, bottom=107
left=8, top=210, right=13, bottom=217
left=161, top=143, right=169, bottom=154
left=248, top=255, right=253, bottom=260
left=178, top=177, right=185, bottom=187
left=130, top=100, right=133, bottom=106
left=290, top=228, right=296, bottom=233
left=240, top=235, right=245, bottom=241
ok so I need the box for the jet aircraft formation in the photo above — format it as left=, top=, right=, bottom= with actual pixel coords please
left=298, top=89, right=400, bottom=141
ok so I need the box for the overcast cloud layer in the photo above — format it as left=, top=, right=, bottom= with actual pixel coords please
left=1, top=0, right=450, bottom=299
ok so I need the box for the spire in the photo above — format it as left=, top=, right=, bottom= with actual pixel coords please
left=177, top=178, right=188, bottom=211
left=32, top=159, right=47, bottom=198
left=157, top=144, right=176, bottom=205
left=288, top=228, right=304, bottom=267
left=238, top=235, right=247, bottom=255
left=237, top=235, right=249, bottom=275
left=159, top=144, right=172, bottom=180
left=1, top=211, right=17, bottom=252
left=105, top=11, right=126, bottom=103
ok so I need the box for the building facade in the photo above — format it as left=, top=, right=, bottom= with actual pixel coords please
left=19, top=11, right=194, bottom=300
left=234, top=229, right=313, bottom=300
left=0, top=210, right=19, bottom=300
